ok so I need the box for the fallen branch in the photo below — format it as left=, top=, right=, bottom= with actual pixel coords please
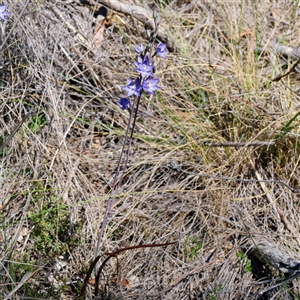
left=90, top=0, right=174, bottom=51
left=269, top=40, right=300, bottom=60
left=244, top=236, right=300, bottom=297
left=246, top=238, right=300, bottom=275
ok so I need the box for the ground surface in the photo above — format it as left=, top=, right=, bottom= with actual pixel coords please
left=1, top=0, right=300, bottom=299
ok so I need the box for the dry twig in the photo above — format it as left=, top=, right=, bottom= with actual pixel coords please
left=204, top=141, right=275, bottom=147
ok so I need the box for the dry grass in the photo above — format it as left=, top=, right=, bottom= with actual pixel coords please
left=1, top=0, right=300, bottom=299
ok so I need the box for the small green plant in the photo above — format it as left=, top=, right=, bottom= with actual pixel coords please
left=236, top=251, right=252, bottom=273
left=27, top=181, right=81, bottom=256
left=275, top=111, right=300, bottom=140
left=207, top=284, right=223, bottom=300
left=6, top=255, right=41, bottom=297
left=27, top=113, right=46, bottom=133
left=183, top=236, right=202, bottom=261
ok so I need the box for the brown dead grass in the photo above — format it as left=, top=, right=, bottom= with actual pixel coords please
left=1, top=0, right=300, bottom=299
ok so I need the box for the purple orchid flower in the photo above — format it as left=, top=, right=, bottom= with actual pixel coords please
left=142, top=76, right=161, bottom=94
left=0, top=4, right=9, bottom=21
left=156, top=43, right=168, bottom=59
left=118, top=98, right=131, bottom=110
left=133, top=55, right=154, bottom=78
left=122, top=77, right=142, bottom=97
